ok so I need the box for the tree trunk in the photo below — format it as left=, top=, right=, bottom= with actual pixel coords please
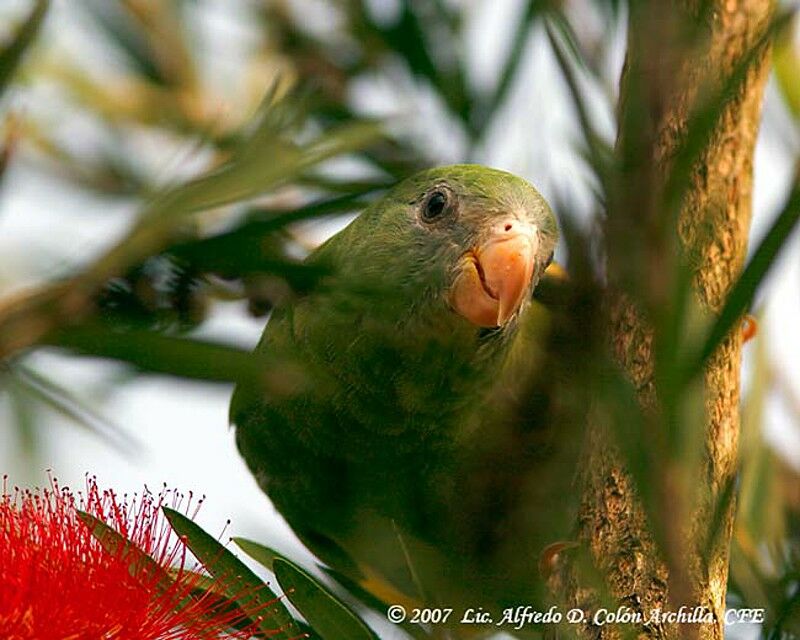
left=557, top=2, right=772, bottom=639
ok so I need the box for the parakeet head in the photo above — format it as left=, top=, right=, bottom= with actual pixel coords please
left=320, top=164, right=558, bottom=331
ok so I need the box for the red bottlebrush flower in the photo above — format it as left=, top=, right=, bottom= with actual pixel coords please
left=0, top=475, right=273, bottom=640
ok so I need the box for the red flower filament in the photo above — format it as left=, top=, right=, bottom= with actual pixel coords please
left=0, top=476, right=275, bottom=640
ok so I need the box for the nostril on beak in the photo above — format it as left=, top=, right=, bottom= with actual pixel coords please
left=491, top=218, right=536, bottom=241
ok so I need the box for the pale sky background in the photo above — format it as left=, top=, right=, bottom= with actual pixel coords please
left=0, top=2, right=798, bottom=638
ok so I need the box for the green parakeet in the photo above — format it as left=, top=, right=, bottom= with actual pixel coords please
left=231, top=164, right=575, bottom=617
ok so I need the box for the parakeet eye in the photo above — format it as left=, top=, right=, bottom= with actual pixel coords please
left=421, top=190, right=450, bottom=223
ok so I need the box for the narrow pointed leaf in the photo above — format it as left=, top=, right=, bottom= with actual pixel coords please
left=0, top=0, right=49, bottom=98
left=233, top=537, right=283, bottom=572
left=140, top=120, right=381, bottom=223
left=7, top=363, right=135, bottom=451
left=78, top=511, right=172, bottom=589
left=273, top=557, right=376, bottom=640
left=545, top=21, right=610, bottom=195
left=664, top=11, right=793, bottom=213
left=321, top=567, right=432, bottom=640
left=81, top=0, right=166, bottom=84
left=685, top=183, right=800, bottom=381
left=235, top=537, right=431, bottom=639
left=775, top=22, right=800, bottom=120
left=46, top=325, right=264, bottom=384
left=162, top=507, right=298, bottom=639
left=235, top=537, right=383, bottom=639
left=475, top=1, right=544, bottom=131
left=364, top=3, right=469, bottom=129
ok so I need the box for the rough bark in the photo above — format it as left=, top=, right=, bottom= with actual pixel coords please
left=556, top=2, right=772, bottom=639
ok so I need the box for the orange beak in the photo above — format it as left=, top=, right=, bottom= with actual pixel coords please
left=450, top=219, right=537, bottom=327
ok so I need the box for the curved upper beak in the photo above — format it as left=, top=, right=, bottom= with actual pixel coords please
left=450, top=218, right=538, bottom=328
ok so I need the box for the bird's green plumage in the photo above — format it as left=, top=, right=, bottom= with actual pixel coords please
left=231, top=165, right=566, bottom=612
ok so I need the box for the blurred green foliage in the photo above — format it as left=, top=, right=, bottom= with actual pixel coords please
left=1, top=1, right=800, bottom=639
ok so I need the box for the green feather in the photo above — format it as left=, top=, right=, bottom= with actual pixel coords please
left=231, top=164, right=565, bottom=612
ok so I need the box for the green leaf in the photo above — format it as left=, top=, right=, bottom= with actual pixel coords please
left=234, top=538, right=372, bottom=639
left=232, top=537, right=283, bottom=572
left=166, top=192, right=374, bottom=285
left=362, top=2, right=470, bottom=131
left=545, top=20, right=611, bottom=196
left=474, top=1, right=544, bottom=133
left=663, top=11, right=794, bottom=216
left=233, top=537, right=370, bottom=635
left=235, top=537, right=431, bottom=640
left=46, top=324, right=263, bottom=384
left=596, top=360, right=668, bottom=554
left=684, top=183, right=800, bottom=381
left=0, top=0, right=49, bottom=99
left=161, top=507, right=298, bottom=640
left=321, top=568, right=432, bottom=640
left=768, top=584, right=800, bottom=640
left=78, top=511, right=172, bottom=588
left=80, top=0, right=167, bottom=85
left=775, top=19, right=800, bottom=120
left=699, top=473, right=738, bottom=566
left=4, top=373, right=40, bottom=457
left=139, top=121, right=381, bottom=224
left=6, top=363, right=135, bottom=451
left=46, top=322, right=314, bottom=399
left=273, top=557, right=376, bottom=640
left=53, top=91, right=378, bottom=288
left=82, top=511, right=283, bottom=636
left=240, top=191, right=375, bottom=229
left=169, top=237, right=326, bottom=286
